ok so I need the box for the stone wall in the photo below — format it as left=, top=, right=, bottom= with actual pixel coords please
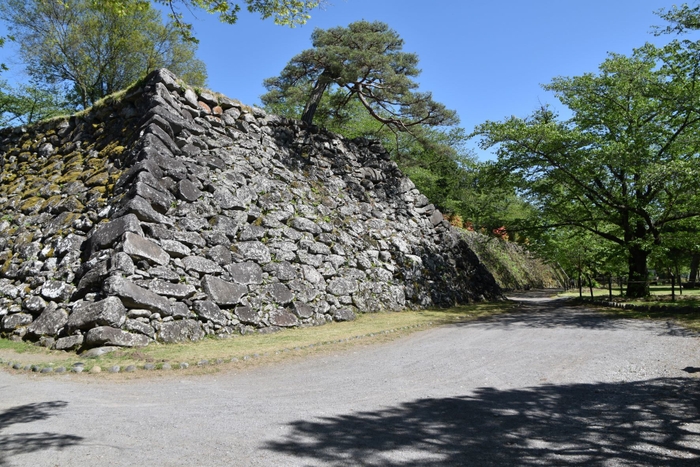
left=0, top=69, right=501, bottom=351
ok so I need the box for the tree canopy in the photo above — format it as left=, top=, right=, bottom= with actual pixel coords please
left=475, top=39, right=700, bottom=298
left=100, top=0, right=321, bottom=42
left=0, top=0, right=207, bottom=109
left=261, top=20, right=458, bottom=131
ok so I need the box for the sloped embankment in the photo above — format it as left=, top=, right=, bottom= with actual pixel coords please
left=0, top=69, right=501, bottom=351
left=461, top=231, right=567, bottom=290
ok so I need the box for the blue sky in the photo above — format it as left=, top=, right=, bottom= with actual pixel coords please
left=0, top=1, right=695, bottom=159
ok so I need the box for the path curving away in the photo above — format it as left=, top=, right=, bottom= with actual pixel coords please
left=1, top=293, right=699, bottom=466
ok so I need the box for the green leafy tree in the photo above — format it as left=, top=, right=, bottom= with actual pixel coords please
left=261, top=20, right=458, bottom=131
left=475, top=41, right=700, bottom=298
left=100, top=0, right=321, bottom=42
left=0, top=0, right=207, bottom=109
left=0, top=81, right=70, bottom=126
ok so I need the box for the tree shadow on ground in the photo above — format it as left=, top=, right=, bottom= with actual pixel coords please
left=0, top=401, right=83, bottom=466
left=451, top=297, right=698, bottom=339
left=458, top=298, right=630, bottom=331
left=265, top=378, right=700, bottom=466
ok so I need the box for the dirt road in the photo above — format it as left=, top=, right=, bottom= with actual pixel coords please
left=2, top=294, right=700, bottom=466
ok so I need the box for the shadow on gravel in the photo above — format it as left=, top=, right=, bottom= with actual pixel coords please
left=463, top=298, right=630, bottom=331
left=265, top=378, right=700, bottom=466
left=0, top=401, right=83, bottom=466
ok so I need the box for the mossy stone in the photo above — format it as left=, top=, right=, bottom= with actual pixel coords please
left=85, top=171, right=109, bottom=187
left=20, top=197, right=45, bottom=214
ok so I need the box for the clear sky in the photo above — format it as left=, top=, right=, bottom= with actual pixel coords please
left=0, top=1, right=695, bottom=159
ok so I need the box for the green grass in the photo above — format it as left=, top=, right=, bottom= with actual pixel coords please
left=0, top=302, right=513, bottom=376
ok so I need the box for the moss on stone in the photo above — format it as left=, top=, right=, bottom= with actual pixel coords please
left=57, top=171, right=84, bottom=184
left=20, top=197, right=45, bottom=214
left=85, top=171, right=109, bottom=187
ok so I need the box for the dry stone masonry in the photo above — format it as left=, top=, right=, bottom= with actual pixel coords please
left=0, top=69, right=501, bottom=351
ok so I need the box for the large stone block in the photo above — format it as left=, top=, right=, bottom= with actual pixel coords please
left=27, top=303, right=68, bottom=337
left=234, top=306, right=260, bottom=325
left=201, top=275, right=247, bottom=306
left=1, top=313, right=33, bottom=331
left=266, top=283, right=293, bottom=305
left=85, top=326, right=150, bottom=348
left=158, top=319, right=204, bottom=343
left=327, top=278, right=359, bottom=296
left=123, top=232, right=170, bottom=266
left=103, top=276, right=172, bottom=315
left=237, top=241, right=271, bottom=263
left=66, top=296, right=127, bottom=331
left=183, top=256, right=224, bottom=275
left=85, top=214, right=143, bottom=255
left=228, top=262, right=263, bottom=285
left=268, top=309, right=299, bottom=327
left=149, top=279, right=196, bottom=299
left=193, top=300, right=230, bottom=326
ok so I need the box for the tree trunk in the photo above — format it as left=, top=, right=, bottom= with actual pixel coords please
left=689, top=253, right=700, bottom=285
left=301, top=74, right=330, bottom=126
left=626, top=245, right=649, bottom=298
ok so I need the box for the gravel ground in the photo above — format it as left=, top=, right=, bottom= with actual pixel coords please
left=1, top=293, right=700, bottom=466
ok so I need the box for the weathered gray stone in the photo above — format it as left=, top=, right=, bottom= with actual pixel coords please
left=291, top=301, right=314, bottom=319
left=201, top=275, right=247, bottom=306
left=108, top=252, right=135, bottom=275
left=332, top=307, right=357, bottom=322
left=124, top=318, right=156, bottom=338
left=239, top=225, right=266, bottom=241
left=234, top=306, right=259, bottom=325
left=266, top=282, right=293, bottom=305
left=173, top=231, right=206, bottom=248
left=290, top=217, right=322, bottom=234
left=170, top=302, right=194, bottom=319
left=130, top=180, right=174, bottom=214
left=207, top=244, right=232, bottom=266
left=158, top=319, right=204, bottom=343
left=160, top=239, right=191, bottom=258
left=183, top=256, right=224, bottom=275
left=66, top=297, right=127, bottom=331
left=301, top=265, right=324, bottom=285
left=22, top=296, right=47, bottom=315
left=268, top=261, right=297, bottom=281
left=193, top=300, right=229, bottom=326
left=119, top=196, right=173, bottom=225
left=54, top=334, right=84, bottom=351
left=237, top=241, right=271, bottom=263
left=228, top=262, right=263, bottom=285
left=178, top=179, right=203, bottom=202
left=123, top=232, right=170, bottom=266
left=268, top=309, right=299, bottom=327
left=86, top=214, right=143, bottom=254
left=149, top=279, right=196, bottom=298
left=327, top=278, right=359, bottom=296
left=427, top=207, right=443, bottom=225
left=85, top=326, right=150, bottom=348
left=27, top=303, right=68, bottom=336
left=103, top=276, right=172, bottom=315
left=40, top=280, right=74, bottom=302
left=1, top=313, right=33, bottom=331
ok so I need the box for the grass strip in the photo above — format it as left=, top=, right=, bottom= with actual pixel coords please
left=0, top=301, right=512, bottom=377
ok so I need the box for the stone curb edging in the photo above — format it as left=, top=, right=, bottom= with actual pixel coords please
left=573, top=297, right=698, bottom=314
left=0, top=322, right=434, bottom=376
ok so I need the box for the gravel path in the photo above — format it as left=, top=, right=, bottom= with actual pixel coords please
left=2, top=294, right=700, bottom=466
